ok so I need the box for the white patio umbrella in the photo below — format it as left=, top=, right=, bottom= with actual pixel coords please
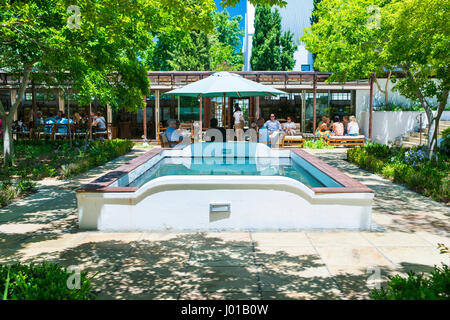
left=165, top=72, right=286, bottom=128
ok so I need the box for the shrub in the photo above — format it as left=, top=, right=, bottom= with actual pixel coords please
left=371, top=245, right=450, bottom=300
left=304, top=139, right=334, bottom=149
left=440, top=127, right=450, bottom=156
left=0, top=262, right=95, bottom=300
left=348, top=143, right=449, bottom=203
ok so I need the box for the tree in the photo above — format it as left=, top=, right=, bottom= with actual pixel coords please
left=302, top=0, right=449, bottom=158
left=147, top=9, right=244, bottom=71
left=0, top=0, right=215, bottom=165
left=310, top=0, right=322, bottom=25
left=310, top=0, right=322, bottom=63
left=250, top=5, right=295, bottom=71
left=280, top=31, right=296, bottom=71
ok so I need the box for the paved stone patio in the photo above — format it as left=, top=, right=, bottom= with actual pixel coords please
left=0, top=147, right=448, bottom=300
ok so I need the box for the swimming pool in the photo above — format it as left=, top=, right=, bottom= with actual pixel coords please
left=76, top=143, right=374, bottom=231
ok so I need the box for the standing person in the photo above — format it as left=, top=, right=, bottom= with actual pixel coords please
left=346, top=115, right=360, bottom=136
left=233, top=104, right=244, bottom=141
left=282, top=116, right=296, bottom=136
left=331, top=116, right=344, bottom=136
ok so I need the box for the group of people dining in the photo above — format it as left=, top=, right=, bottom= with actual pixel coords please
left=163, top=103, right=361, bottom=148
left=315, top=115, right=360, bottom=138
left=6, top=110, right=107, bottom=137
left=35, top=110, right=106, bottom=135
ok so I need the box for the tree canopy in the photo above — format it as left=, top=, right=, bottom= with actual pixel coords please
left=146, top=9, right=244, bottom=71
left=302, top=0, right=449, bottom=157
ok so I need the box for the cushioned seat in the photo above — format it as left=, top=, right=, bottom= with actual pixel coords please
left=328, top=135, right=365, bottom=139
left=281, top=134, right=304, bottom=148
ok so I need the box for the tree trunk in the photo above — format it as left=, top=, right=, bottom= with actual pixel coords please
left=427, top=115, right=438, bottom=161
left=2, top=117, right=14, bottom=166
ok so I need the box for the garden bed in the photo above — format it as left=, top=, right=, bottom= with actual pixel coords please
left=0, top=139, right=133, bottom=207
left=347, top=143, right=449, bottom=203
left=0, top=139, right=133, bottom=180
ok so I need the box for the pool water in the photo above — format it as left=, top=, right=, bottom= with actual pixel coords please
left=128, top=157, right=343, bottom=189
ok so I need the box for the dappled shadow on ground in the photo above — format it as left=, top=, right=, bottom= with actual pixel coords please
left=0, top=232, right=402, bottom=300
left=314, top=153, right=450, bottom=234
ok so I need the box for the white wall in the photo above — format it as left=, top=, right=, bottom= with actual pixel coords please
left=355, top=77, right=450, bottom=143
left=358, top=111, right=450, bottom=144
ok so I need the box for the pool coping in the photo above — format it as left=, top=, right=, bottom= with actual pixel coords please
left=76, top=147, right=374, bottom=194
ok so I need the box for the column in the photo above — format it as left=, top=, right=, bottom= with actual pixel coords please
left=143, top=99, right=147, bottom=140
left=57, top=89, right=65, bottom=113
left=313, top=75, right=317, bottom=133
left=369, top=74, right=374, bottom=139
left=177, top=96, right=180, bottom=121
left=301, top=90, right=306, bottom=132
left=107, top=104, right=113, bottom=140
left=155, top=90, right=160, bottom=140
left=255, top=96, right=260, bottom=120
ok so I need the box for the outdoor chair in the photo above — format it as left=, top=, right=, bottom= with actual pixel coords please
left=280, top=122, right=305, bottom=148
left=72, top=123, right=89, bottom=140
left=54, top=123, right=71, bottom=140
left=37, top=123, right=55, bottom=140
left=93, top=122, right=112, bottom=140
left=325, top=135, right=365, bottom=147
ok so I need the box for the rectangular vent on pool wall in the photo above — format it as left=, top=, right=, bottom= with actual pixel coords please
left=209, top=203, right=231, bottom=222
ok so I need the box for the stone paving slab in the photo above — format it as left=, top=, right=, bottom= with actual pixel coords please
left=0, top=147, right=449, bottom=300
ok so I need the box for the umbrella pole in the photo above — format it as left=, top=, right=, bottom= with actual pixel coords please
left=223, top=93, right=227, bottom=128
left=199, top=94, right=202, bottom=136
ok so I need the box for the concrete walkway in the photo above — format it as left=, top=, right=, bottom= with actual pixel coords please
left=0, top=147, right=448, bottom=300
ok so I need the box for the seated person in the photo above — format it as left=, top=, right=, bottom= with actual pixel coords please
left=264, top=114, right=282, bottom=135
left=256, top=117, right=270, bottom=147
left=342, top=115, right=349, bottom=135
left=57, top=114, right=72, bottom=134
left=282, top=116, right=296, bottom=136
left=316, top=122, right=331, bottom=138
left=165, top=119, right=183, bottom=147
left=346, top=115, right=360, bottom=136
left=35, top=111, right=45, bottom=128
left=331, top=116, right=344, bottom=136
left=207, top=118, right=226, bottom=142
left=54, top=111, right=63, bottom=122
left=92, top=111, right=106, bottom=132
left=318, top=115, right=330, bottom=131
left=44, top=114, right=56, bottom=133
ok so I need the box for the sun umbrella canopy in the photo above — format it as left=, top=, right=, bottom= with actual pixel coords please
left=165, top=72, right=286, bottom=97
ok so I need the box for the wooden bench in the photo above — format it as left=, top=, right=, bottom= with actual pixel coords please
left=325, top=135, right=365, bottom=147
left=281, top=135, right=305, bottom=148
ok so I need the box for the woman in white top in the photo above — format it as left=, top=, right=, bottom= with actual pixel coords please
left=282, top=116, right=296, bottom=136
left=233, top=105, right=244, bottom=141
left=346, top=115, right=359, bottom=136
